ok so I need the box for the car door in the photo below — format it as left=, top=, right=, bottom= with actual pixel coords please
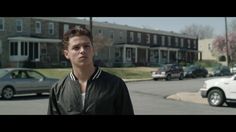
left=25, top=70, right=48, bottom=92
left=10, top=70, right=33, bottom=93
left=224, top=77, right=236, bottom=99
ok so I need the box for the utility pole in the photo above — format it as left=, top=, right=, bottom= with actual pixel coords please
left=225, top=17, right=230, bottom=66
left=89, top=17, right=93, bottom=45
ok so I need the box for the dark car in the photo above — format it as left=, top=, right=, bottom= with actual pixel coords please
left=210, top=65, right=231, bottom=77
left=0, top=68, right=59, bottom=99
left=151, top=64, right=184, bottom=81
left=184, top=65, right=208, bottom=78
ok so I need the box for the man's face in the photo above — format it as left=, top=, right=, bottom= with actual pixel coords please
left=64, top=35, right=94, bottom=67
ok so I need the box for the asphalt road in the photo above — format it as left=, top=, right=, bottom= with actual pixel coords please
left=0, top=77, right=236, bottom=115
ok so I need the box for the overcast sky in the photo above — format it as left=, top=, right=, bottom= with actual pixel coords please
left=78, top=17, right=236, bottom=36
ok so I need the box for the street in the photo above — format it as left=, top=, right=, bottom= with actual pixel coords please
left=0, top=78, right=236, bottom=115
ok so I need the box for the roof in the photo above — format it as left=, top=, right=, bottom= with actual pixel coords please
left=33, top=17, right=197, bottom=39
left=8, top=36, right=62, bottom=43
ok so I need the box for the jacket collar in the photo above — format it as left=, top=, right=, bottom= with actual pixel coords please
left=70, top=67, right=102, bottom=81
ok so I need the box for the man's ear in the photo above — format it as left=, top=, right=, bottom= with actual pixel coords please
left=64, top=50, right=70, bottom=59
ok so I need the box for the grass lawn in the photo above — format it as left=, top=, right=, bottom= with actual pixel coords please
left=36, top=67, right=157, bottom=79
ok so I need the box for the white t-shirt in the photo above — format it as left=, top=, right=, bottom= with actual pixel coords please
left=81, top=93, right=86, bottom=108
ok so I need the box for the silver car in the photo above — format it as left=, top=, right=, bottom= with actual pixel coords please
left=0, top=68, right=59, bottom=99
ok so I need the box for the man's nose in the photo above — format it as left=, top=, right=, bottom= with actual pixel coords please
left=79, top=47, right=86, bottom=53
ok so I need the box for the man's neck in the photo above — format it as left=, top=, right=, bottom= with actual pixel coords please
left=72, top=65, right=96, bottom=83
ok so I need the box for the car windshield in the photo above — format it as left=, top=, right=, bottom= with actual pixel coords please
left=159, top=65, right=171, bottom=71
left=0, top=69, right=9, bottom=78
left=185, top=66, right=196, bottom=72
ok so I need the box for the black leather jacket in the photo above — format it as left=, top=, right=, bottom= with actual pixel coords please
left=47, top=68, right=134, bottom=115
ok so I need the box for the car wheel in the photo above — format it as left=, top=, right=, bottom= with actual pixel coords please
left=1, top=87, right=14, bottom=100
left=207, top=89, right=225, bottom=106
left=166, top=75, right=171, bottom=81
left=179, top=74, right=184, bottom=80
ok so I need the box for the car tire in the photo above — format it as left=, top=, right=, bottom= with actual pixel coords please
left=153, top=78, right=158, bottom=81
left=1, top=87, right=14, bottom=100
left=207, top=89, right=225, bottom=107
left=179, top=74, right=184, bottom=80
left=165, top=75, right=171, bottom=81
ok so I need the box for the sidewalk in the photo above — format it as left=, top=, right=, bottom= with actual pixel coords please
left=166, top=91, right=208, bottom=105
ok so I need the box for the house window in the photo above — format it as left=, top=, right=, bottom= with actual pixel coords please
left=0, top=40, right=2, bottom=54
left=168, top=36, right=171, bottom=46
left=110, top=31, right=114, bottom=40
left=16, top=19, right=23, bottom=32
left=181, top=38, right=184, bottom=47
left=28, top=42, right=39, bottom=61
left=130, top=32, right=134, bottom=42
left=35, top=21, right=41, bottom=33
left=161, top=36, right=165, bottom=46
left=119, top=31, right=123, bottom=40
left=48, top=22, right=54, bottom=35
left=188, top=39, right=191, bottom=48
left=64, top=24, right=69, bottom=33
left=10, top=42, right=18, bottom=56
left=41, top=48, right=47, bottom=55
left=153, top=35, right=157, bottom=44
left=194, top=40, right=197, bottom=49
left=146, top=34, right=150, bottom=44
left=98, top=29, right=103, bottom=36
left=137, top=33, right=141, bottom=43
left=175, top=37, right=179, bottom=47
left=126, top=48, right=131, bottom=61
left=21, top=42, right=28, bottom=56
left=0, top=18, right=4, bottom=31
left=208, top=43, right=211, bottom=50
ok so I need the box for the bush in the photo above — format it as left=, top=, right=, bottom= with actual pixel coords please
left=112, top=62, right=135, bottom=67
left=194, top=60, right=220, bottom=68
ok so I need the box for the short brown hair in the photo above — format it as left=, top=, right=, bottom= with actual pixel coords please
left=62, top=27, right=92, bottom=50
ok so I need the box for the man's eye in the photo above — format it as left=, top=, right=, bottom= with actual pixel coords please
left=73, top=46, right=80, bottom=50
left=84, top=45, right=90, bottom=48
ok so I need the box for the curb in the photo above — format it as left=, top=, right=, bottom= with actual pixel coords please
left=123, top=78, right=153, bottom=83
left=166, top=92, right=208, bottom=105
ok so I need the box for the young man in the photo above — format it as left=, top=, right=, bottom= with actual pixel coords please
left=48, top=27, right=134, bottom=115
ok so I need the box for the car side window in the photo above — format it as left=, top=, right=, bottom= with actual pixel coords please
left=26, top=71, right=43, bottom=80
left=11, top=72, right=17, bottom=79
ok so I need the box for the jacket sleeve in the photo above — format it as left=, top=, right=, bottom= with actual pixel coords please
left=114, top=79, right=134, bottom=115
left=47, top=85, right=60, bottom=115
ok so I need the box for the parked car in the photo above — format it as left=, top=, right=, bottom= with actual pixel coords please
left=209, top=65, right=231, bottom=77
left=230, top=64, right=236, bottom=74
left=0, top=68, right=59, bottom=99
left=184, top=65, right=208, bottom=78
left=200, top=74, right=236, bottom=107
left=151, top=64, right=184, bottom=81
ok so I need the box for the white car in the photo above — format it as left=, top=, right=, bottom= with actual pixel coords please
left=200, top=75, right=236, bottom=107
left=230, top=64, right=236, bottom=74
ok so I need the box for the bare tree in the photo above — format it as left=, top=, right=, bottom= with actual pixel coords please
left=180, top=24, right=214, bottom=39
left=93, top=35, right=113, bottom=52
left=229, top=19, right=236, bottom=32
left=212, top=32, right=236, bottom=62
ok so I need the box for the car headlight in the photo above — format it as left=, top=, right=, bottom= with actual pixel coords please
left=161, top=72, right=165, bottom=75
